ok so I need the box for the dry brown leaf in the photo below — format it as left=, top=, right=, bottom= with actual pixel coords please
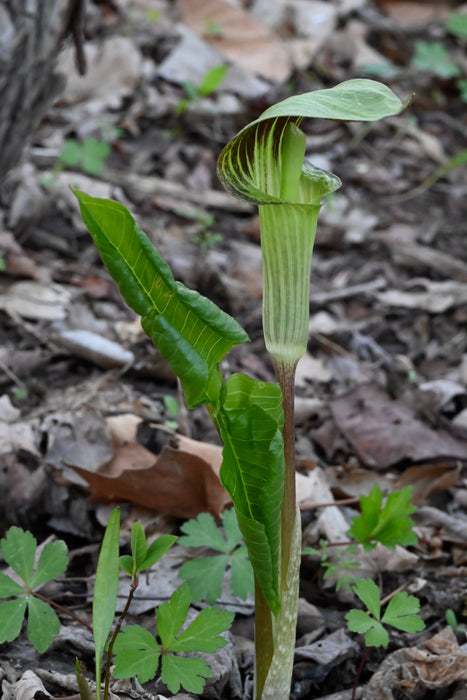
left=330, top=384, right=467, bottom=470
left=363, top=627, right=467, bottom=699
left=396, top=462, right=461, bottom=503
left=179, top=0, right=291, bottom=82
left=373, top=0, right=455, bottom=25
left=71, top=432, right=229, bottom=519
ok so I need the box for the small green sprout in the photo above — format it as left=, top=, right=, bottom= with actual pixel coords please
left=204, top=18, right=223, bottom=37
left=348, top=485, right=417, bottom=551
left=60, top=138, right=111, bottom=176
left=346, top=578, right=425, bottom=647
left=0, top=527, right=68, bottom=652
left=412, top=41, right=460, bottom=79
left=119, top=521, right=177, bottom=582
left=177, top=64, right=228, bottom=114
left=113, top=582, right=234, bottom=693
left=179, top=510, right=254, bottom=603
left=446, top=12, right=467, bottom=38
left=163, top=394, right=180, bottom=429
left=302, top=540, right=360, bottom=594
left=446, top=609, right=467, bottom=636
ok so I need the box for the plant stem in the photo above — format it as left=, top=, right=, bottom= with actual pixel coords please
left=103, top=579, right=138, bottom=700
left=275, top=360, right=297, bottom=559
left=352, top=647, right=370, bottom=700
left=32, top=591, right=93, bottom=633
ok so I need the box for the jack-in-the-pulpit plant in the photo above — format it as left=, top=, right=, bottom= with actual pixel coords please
left=74, top=78, right=406, bottom=700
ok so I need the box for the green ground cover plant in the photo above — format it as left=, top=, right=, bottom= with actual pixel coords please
left=346, top=578, right=425, bottom=699
left=178, top=509, right=254, bottom=603
left=73, top=78, right=407, bottom=699
left=177, top=64, right=228, bottom=114
left=0, top=514, right=233, bottom=700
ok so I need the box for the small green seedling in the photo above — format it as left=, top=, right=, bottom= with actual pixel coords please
left=412, top=41, right=460, bottom=79
left=176, top=209, right=223, bottom=248
left=346, top=578, right=425, bottom=647
left=348, top=484, right=417, bottom=551
left=163, top=394, right=180, bottom=429
left=302, top=540, right=360, bottom=594
left=113, top=582, right=234, bottom=693
left=60, top=138, right=111, bottom=176
left=446, top=608, right=467, bottom=636
left=446, top=11, right=467, bottom=38
left=178, top=510, right=254, bottom=603
left=204, top=18, right=223, bottom=37
left=346, top=578, right=425, bottom=699
left=120, top=521, right=177, bottom=583
left=0, top=527, right=68, bottom=652
left=177, top=64, right=228, bottom=114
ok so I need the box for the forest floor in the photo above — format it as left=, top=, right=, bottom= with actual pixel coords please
left=1, top=0, right=467, bottom=698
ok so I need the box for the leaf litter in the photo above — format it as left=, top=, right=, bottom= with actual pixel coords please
left=1, top=0, right=467, bottom=698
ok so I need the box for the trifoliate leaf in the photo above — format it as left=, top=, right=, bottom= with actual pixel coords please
left=230, top=546, right=254, bottom=600
left=0, top=572, right=25, bottom=598
left=31, top=540, right=68, bottom=588
left=0, top=599, right=27, bottom=643
left=412, top=42, right=460, bottom=79
left=161, top=654, right=213, bottom=694
left=179, top=512, right=229, bottom=552
left=352, top=578, right=381, bottom=620
left=157, top=583, right=192, bottom=648
left=27, top=596, right=60, bottom=653
left=139, top=534, right=177, bottom=571
left=382, top=592, right=425, bottom=633
left=131, top=522, right=147, bottom=570
left=170, top=606, right=234, bottom=653
left=1, top=527, right=36, bottom=588
left=113, top=625, right=161, bottom=684
left=178, top=554, right=229, bottom=604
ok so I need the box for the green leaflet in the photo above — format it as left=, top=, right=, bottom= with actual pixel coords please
left=73, top=191, right=248, bottom=408
left=213, top=373, right=285, bottom=614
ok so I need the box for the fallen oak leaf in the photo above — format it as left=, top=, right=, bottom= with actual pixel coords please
left=69, top=434, right=229, bottom=519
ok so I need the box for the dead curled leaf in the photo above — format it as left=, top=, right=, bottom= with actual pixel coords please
left=362, top=627, right=467, bottom=699
left=70, top=422, right=229, bottom=519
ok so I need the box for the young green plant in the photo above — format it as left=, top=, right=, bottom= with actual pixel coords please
left=346, top=578, right=425, bottom=699
left=74, top=78, right=406, bottom=700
